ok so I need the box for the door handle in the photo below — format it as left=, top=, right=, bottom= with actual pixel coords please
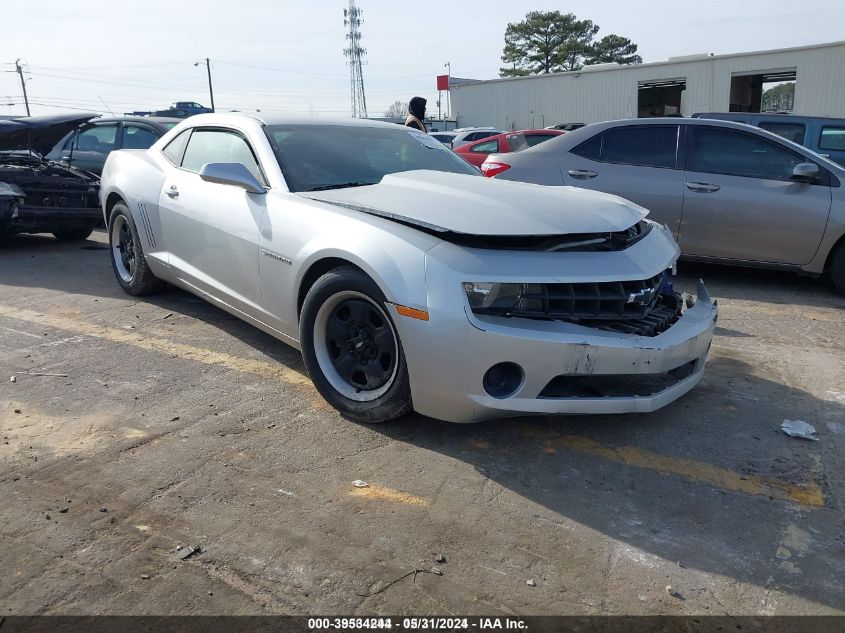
left=568, top=169, right=598, bottom=179
left=686, top=182, right=721, bottom=193
left=165, top=185, right=179, bottom=198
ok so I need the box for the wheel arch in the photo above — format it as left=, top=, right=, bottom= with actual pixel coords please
left=823, top=231, right=845, bottom=271
left=294, top=243, right=429, bottom=321
left=297, top=256, right=364, bottom=317
left=104, top=191, right=126, bottom=224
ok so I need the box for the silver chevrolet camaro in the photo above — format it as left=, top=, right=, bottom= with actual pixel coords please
left=100, top=113, right=717, bottom=423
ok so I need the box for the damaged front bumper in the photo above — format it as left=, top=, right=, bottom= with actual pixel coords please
left=396, top=281, right=716, bottom=423
left=1, top=203, right=102, bottom=233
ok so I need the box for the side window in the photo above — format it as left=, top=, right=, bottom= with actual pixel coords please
left=758, top=122, right=805, bottom=144
left=122, top=125, right=159, bottom=150
left=75, top=124, right=118, bottom=153
left=471, top=139, right=499, bottom=153
left=687, top=126, right=805, bottom=181
left=819, top=126, right=845, bottom=151
left=162, top=129, right=191, bottom=165
left=181, top=129, right=264, bottom=184
left=571, top=134, right=602, bottom=160
left=601, top=126, right=678, bottom=168
left=524, top=133, right=557, bottom=147
left=506, top=134, right=528, bottom=152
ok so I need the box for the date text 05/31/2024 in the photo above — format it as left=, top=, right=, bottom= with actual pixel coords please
left=307, top=617, right=528, bottom=630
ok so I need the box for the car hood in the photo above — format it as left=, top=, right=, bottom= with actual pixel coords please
left=299, top=170, right=646, bottom=236
left=0, top=113, right=98, bottom=156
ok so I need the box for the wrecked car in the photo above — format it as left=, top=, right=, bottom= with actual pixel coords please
left=99, top=114, right=717, bottom=423
left=0, top=113, right=102, bottom=241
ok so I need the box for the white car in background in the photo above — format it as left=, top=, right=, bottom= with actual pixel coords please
left=429, top=131, right=457, bottom=147
left=450, top=127, right=504, bottom=148
left=99, top=113, right=716, bottom=424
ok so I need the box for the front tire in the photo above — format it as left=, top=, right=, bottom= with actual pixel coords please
left=300, top=267, right=413, bottom=423
left=53, top=226, right=94, bottom=241
left=108, top=202, right=163, bottom=295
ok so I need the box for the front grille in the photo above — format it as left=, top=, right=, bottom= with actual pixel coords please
left=472, top=273, right=684, bottom=337
left=583, top=295, right=683, bottom=336
left=475, top=273, right=663, bottom=320
left=538, top=359, right=697, bottom=399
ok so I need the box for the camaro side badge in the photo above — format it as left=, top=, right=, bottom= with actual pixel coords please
left=261, top=249, right=292, bottom=265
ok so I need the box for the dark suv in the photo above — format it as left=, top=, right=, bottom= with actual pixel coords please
left=692, top=112, right=845, bottom=166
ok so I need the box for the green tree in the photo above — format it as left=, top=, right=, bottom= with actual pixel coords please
left=585, top=34, right=642, bottom=66
left=762, top=82, right=794, bottom=111
left=499, top=11, right=640, bottom=77
left=500, top=11, right=598, bottom=77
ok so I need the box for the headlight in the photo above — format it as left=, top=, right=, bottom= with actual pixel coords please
left=463, top=282, right=544, bottom=313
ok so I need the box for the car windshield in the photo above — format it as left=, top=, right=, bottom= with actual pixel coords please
left=264, top=124, right=479, bottom=192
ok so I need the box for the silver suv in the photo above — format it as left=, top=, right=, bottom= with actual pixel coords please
left=484, top=118, right=845, bottom=292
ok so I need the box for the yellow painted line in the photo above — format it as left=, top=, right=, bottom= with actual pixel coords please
left=350, top=484, right=431, bottom=506
left=0, top=304, right=311, bottom=387
left=522, top=429, right=825, bottom=508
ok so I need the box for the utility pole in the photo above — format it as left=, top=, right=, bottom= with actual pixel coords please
left=444, top=61, right=451, bottom=120
left=15, top=58, right=30, bottom=116
left=194, top=58, right=215, bottom=112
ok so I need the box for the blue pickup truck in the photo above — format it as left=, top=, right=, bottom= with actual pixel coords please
left=692, top=112, right=845, bottom=166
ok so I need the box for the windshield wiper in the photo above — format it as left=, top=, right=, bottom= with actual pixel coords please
left=305, top=181, right=376, bottom=192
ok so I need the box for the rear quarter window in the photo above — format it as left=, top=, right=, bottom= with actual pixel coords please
left=162, top=129, right=191, bottom=165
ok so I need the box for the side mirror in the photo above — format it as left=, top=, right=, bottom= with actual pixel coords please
left=199, top=162, right=265, bottom=194
left=792, top=162, right=820, bottom=183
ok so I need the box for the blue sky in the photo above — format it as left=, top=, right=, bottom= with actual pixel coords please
left=2, top=0, right=844, bottom=118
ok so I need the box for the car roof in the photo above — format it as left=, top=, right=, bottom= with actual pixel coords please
left=89, top=116, right=182, bottom=127
left=693, top=112, right=845, bottom=124
left=182, top=112, right=410, bottom=130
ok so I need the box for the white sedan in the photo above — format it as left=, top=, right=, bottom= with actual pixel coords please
left=99, top=113, right=717, bottom=423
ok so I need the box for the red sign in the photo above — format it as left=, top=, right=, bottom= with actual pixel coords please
left=436, top=74, right=449, bottom=91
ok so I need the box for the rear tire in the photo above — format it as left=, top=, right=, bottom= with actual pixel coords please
left=830, top=241, right=845, bottom=294
left=53, top=226, right=94, bottom=241
left=300, top=266, right=413, bottom=423
left=108, top=202, right=163, bottom=295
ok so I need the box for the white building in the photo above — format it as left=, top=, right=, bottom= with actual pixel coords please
left=451, top=41, right=845, bottom=130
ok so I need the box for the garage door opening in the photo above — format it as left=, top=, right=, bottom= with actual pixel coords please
left=638, top=79, right=686, bottom=118
left=730, top=70, right=796, bottom=113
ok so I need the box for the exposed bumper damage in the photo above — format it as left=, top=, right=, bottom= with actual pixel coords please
left=394, top=227, right=717, bottom=423
left=0, top=158, right=100, bottom=236
left=0, top=113, right=101, bottom=237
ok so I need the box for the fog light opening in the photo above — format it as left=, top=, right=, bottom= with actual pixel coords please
left=483, top=362, right=524, bottom=399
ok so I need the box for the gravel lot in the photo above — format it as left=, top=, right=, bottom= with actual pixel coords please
left=1, top=230, right=844, bottom=615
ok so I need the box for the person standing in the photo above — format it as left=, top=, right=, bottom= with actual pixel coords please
left=405, top=97, right=428, bottom=132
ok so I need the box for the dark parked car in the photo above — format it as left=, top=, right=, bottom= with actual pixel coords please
left=47, top=116, right=180, bottom=176
left=0, top=113, right=102, bottom=241
left=691, top=112, right=845, bottom=166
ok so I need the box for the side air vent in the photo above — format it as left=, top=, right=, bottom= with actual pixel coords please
left=137, top=202, right=157, bottom=249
